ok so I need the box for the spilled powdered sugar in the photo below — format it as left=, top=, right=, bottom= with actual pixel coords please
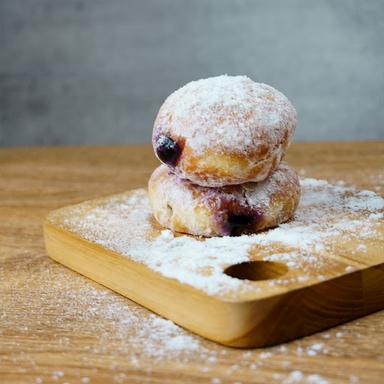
left=49, top=177, right=384, bottom=296
left=3, top=251, right=381, bottom=382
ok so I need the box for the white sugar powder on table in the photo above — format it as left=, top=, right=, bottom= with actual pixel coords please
left=54, top=178, right=384, bottom=296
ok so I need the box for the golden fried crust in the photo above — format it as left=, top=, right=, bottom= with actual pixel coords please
left=148, top=163, right=301, bottom=237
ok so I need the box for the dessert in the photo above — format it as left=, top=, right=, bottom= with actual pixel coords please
left=149, top=163, right=300, bottom=237
left=149, top=75, right=300, bottom=237
left=152, top=75, right=296, bottom=187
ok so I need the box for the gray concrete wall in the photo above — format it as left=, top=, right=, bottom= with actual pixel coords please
left=1, top=0, right=383, bottom=146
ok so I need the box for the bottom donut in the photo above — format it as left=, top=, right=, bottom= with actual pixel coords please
left=148, top=163, right=301, bottom=237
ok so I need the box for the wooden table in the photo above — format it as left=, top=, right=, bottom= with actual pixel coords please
left=1, top=142, right=383, bottom=384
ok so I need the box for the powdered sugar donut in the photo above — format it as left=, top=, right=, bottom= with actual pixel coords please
left=152, top=75, right=297, bottom=187
left=148, top=162, right=300, bottom=237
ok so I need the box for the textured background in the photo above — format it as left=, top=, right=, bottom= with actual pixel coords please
left=1, top=0, right=383, bottom=146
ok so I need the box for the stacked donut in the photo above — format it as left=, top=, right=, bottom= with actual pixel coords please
left=148, top=75, right=300, bottom=237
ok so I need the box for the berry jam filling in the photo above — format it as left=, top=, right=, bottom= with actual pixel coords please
left=225, top=210, right=263, bottom=236
left=208, top=190, right=264, bottom=236
left=227, top=213, right=254, bottom=228
left=155, top=135, right=181, bottom=166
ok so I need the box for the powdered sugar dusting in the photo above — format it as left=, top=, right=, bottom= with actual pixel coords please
left=47, top=178, right=384, bottom=297
left=154, top=75, right=296, bottom=155
left=149, top=162, right=300, bottom=237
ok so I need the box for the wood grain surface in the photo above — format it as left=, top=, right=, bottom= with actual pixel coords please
left=1, top=142, right=384, bottom=383
left=44, top=187, right=384, bottom=348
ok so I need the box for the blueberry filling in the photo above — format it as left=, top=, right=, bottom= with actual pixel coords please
left=226, top=210, right=263, bottom=236
left=227, top=214, right=254, bottom=228
left=155, top=135, right=181, bottom=166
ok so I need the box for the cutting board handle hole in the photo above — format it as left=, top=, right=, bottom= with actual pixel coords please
left=224, top=261, right=288, bottom=281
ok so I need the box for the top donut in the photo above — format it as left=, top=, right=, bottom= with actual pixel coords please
left=152, top=75, right=297, bottom=187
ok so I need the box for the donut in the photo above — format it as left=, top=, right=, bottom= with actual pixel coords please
left=148, top=162, right=300, bottom=237
left=152, top=75, right=297, bottom=187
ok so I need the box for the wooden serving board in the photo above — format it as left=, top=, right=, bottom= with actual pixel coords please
left=44, top=180, right=384, bottom=348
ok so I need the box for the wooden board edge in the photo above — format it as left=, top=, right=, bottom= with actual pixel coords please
left=43, top=220, right=384, bottom=348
